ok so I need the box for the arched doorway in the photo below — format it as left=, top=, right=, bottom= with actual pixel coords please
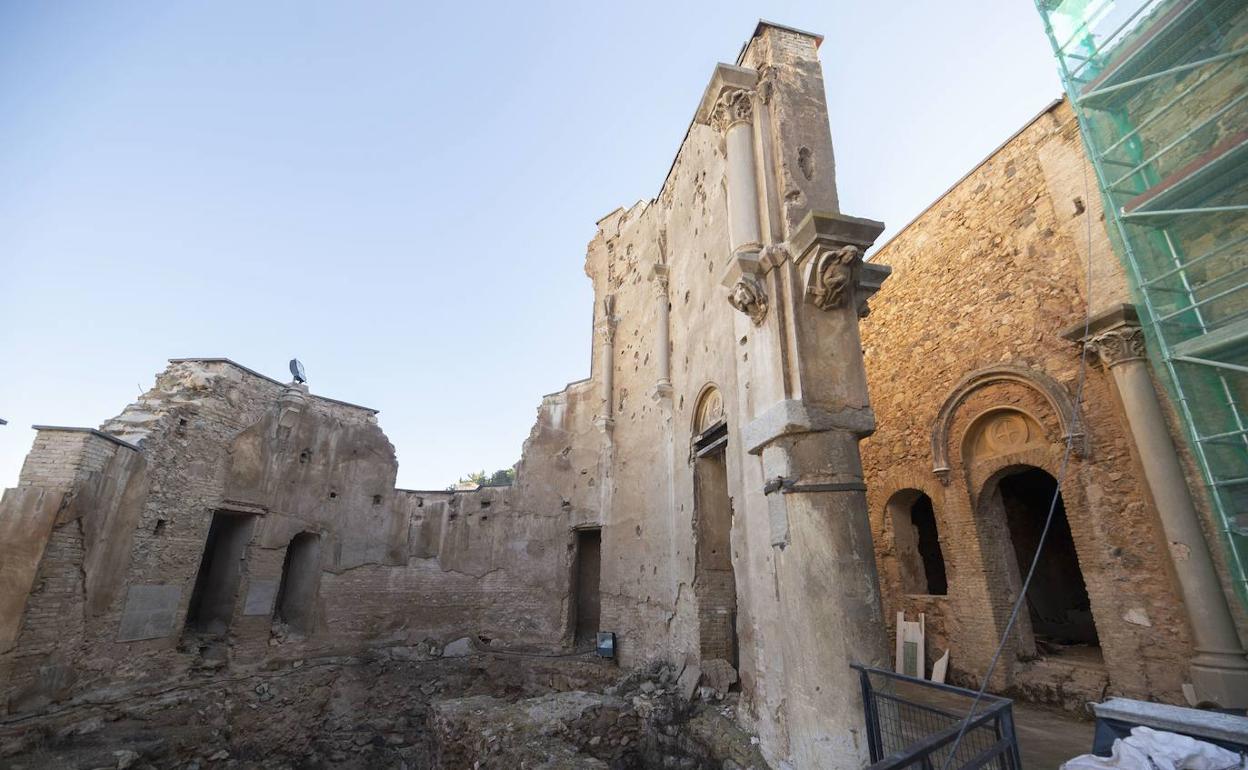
left=692, top=386, right=738, bottom=671
left=273, top=532, right=321, bottom=636
left=886, top=489, right=948, bottom=596
left=987, top=467, right=1100, bottom=662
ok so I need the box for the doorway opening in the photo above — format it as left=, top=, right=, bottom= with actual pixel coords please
left=273, top=532, right=322, bottom=636
left=995, top=467, right=1100, bottom=661
left=571, top=528, right=601, bottom=647
left=185, top=512, right=256, bottom=635
left=693, top=443, right=738, bottom=670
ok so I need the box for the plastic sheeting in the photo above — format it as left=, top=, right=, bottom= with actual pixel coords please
left=1062, top=726, right=1246, bottom=770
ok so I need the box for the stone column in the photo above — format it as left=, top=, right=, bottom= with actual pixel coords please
left=699, top=66, right=766, bottom=304
left=715, top=88, right=762, bottom=262
left=596, top=295, right=616, bottom=432
left=1075, top=305, right=1248, bottom=708
left=650, top=263, right=672, bottom=400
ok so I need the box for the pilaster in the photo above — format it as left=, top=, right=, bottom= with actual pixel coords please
left=1067, top=304, right=1248, bottom=708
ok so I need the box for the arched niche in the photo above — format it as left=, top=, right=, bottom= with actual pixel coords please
left=692, top=385, right=728, bottom=457
left=273, top=531, right=322, bottom=636
left=694, top=385, right=726, bottom=435
left=931, top=364, right=1084, bottom=482
left=884, top=488, right=948, bottom=596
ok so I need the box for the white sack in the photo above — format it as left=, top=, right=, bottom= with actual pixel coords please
left=1060, top=726, right=1244, bottom=770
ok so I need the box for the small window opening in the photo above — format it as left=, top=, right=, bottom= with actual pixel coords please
left=889, top=490, right=948, bottom=596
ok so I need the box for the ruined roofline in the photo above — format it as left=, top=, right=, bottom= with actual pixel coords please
left=867, top=96, right=1066, bottom=260
left=542, top=377, right=592, bottom=400
left=599, top=20, right=825, bottom=227
left=167, top=357, right=380, bottom=414
left=29, top=425, right=141, bottom=452
left=394, top=487, right=455, bottom=496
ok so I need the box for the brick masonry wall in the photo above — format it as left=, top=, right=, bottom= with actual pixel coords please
left=859, top=99, right=1211, bottom=706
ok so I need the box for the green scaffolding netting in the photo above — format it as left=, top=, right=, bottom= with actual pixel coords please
left=1036, top=0, right=1248, bottom=609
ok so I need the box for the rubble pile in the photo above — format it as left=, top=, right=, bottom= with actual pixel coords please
left=0, top=651, right=769, bottom=769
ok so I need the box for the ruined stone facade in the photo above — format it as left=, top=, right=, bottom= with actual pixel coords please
left=861, top=99, right=1248, bottom=711
left=1, top=24, right=897, bottom=769
left=3, top=22, right=1247, bottom=770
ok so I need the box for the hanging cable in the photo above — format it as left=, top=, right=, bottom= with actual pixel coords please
left=939, top=139, right=1098, bottom=769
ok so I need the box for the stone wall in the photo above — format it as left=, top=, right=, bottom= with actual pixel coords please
left=859, top=99, right=1246, bottom=708
left=0, top=23, right=894, bottom=770
left=16, top=20, right=1235, bottom=768
left=0, top=358, right=575, bottom=718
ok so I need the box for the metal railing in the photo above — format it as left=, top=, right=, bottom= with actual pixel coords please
left=852, top=665, right=1021, bottom=770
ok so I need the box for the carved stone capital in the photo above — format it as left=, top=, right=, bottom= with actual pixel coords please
left=728, top=274, right=768, bottom=326
left=1086, top=326, right=1147, bottom=367
left=709, top=88, right=755, bottom=134
left=1062, top=304, right=1147, bottom=369
left=694, top=63, right=758, bottom=133
left=804, top=244, right=861, bottom=311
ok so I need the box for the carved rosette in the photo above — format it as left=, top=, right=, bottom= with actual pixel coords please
left=728, top=274, right=768, bottom=326
left=804, top=244, right=862, bottom=311
left=710, top=88, right=755, bottom=134
left=1086, top=326, right=1146, bottom=367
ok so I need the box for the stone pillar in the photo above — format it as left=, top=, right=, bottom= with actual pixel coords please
left=650, top=263, right=672, bottom=400
left=740, top=213, right=892, bottom=769
left=695, top=51, right=894, bottom=765
left=1074, top=305, right=1248, bottom=708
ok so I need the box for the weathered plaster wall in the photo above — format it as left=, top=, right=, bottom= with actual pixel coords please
left=859, top=99, right=1223, bottom=708
left=564, top=24, right=892, bottom=767
left=1, top=23, right=893, bottom=769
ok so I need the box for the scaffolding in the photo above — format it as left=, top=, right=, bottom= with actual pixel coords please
left=1035, top=0, right=1248, bottom=608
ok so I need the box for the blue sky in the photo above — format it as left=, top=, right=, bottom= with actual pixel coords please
left=0, top=1, right=1062, bottom=490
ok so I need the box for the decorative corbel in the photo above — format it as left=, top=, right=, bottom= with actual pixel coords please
left=804, top=244, right=861, bottom=311
left=728, top=274, right=768, bottom=326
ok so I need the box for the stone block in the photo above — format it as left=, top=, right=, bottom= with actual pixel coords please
left=242, top=579, right=279, bottom=616
left=700, top=659, right=738, bottom=697
left=117, top=584, right=182, bottom=642
left=678, top=663, right=702, bottom=702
